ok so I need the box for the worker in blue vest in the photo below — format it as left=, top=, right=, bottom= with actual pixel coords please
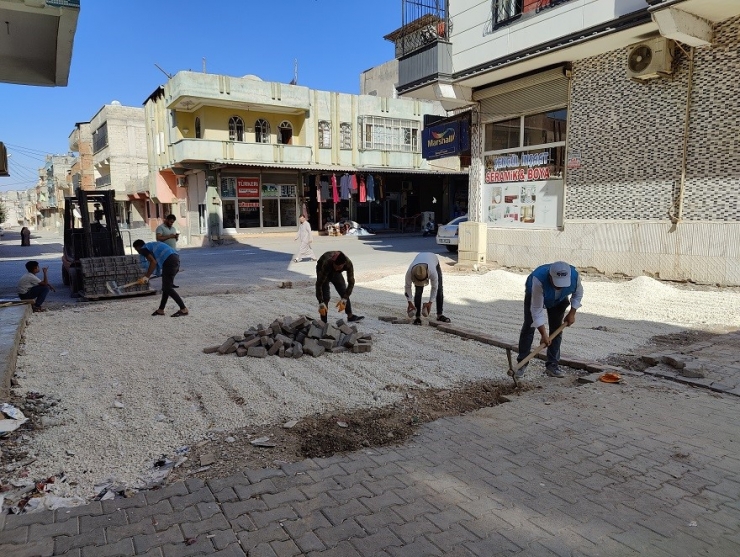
left=516, top=261, right=583, bottom=379
left=133, top=239, right=188, bottom=317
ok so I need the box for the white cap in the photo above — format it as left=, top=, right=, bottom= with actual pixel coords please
left=549, top=261, right=571, bottom=288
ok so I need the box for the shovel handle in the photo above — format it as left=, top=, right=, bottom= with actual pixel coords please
left=513, top=321, right=569, bottom=371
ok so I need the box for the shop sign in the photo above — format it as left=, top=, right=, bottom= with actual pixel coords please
left=567, top=150, right=582, bottom=170
left=238, top=201, right=260, bottom=208
left=484, top=151, right=551, bottom=184
left=237, top=178, right=260, bottom=197
left=483, top=180, right=563, bottom=229
left=422, top=118, right=470, bottom=160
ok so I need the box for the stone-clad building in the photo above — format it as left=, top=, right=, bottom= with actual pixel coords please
left=389, top=0, right=740, bottom=285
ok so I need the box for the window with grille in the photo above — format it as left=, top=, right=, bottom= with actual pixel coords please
left=358, top=116, right=420, bottom=152
left=340, top=123, right=352, bottom=150
left=229, top=116, right=244, bottom=141
left=493, top=0, right=523, bottom=27
left=255, top=119, right=270, bottom=143
left=318, top=121, right=331, bottom=149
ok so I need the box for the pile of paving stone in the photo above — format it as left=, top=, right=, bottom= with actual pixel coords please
left=203, top=315, right=372, bottom=358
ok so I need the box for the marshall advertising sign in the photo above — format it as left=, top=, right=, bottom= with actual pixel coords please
left=422, top=117, right=470, bottom=160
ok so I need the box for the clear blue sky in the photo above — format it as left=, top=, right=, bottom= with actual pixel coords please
left=0, top=0, right=400, bottom=192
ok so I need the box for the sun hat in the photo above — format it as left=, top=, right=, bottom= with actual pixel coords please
left=411, top=263, right=429, bottom=287
left=549, top=261, right=571, bottom=288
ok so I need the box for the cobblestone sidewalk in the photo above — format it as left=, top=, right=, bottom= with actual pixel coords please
left=1, top=372, right=739, bottom=556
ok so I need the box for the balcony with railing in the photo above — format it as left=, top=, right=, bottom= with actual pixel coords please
left=170, top=139, right=313, bottom=167
left=95, top=175, right=112, bottom=189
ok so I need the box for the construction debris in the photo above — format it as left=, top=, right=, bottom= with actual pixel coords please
left=203, top=315, right=372, bottom=358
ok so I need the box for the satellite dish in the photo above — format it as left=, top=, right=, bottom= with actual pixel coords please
left=628, top=45, right=653, bottom=73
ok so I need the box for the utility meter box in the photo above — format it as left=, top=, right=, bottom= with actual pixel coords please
left=458, top=221, right=487, bottom=265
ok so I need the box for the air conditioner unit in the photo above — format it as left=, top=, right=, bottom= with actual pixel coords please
left=627, top=37, right=674, bottom=81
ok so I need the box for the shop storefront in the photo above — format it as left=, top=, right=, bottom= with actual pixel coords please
left=218, top=171, right=299, bottom=231
left=476, top=68, right=569, bottom=230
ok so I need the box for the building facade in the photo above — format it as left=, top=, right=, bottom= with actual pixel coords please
left=390, top=0, right=740, bottom=285
left=144, top=71, right=464, bottom=245
left=1, top=188, right=37, bottom=229
left=86, top=102, right=149, bottom=230
left=67, top=122, right=94, bottom=192
left=37, top=154, right=75, bottom=230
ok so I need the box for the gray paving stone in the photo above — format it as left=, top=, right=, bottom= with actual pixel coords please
left=282, top=511, right=332, bottom=539
left=210, top=528, right=239, bottom=550
left=261, top=487, right=307, bottom=509
left=81, top=538, right=135, bottom=556
left=0, top=539, right=54, bottom=557
left=425, top=521, right=482, bottom=553
left=196, top=501, right=222, bottom=520
left=161, top=537, right=214, bottom=557
left=79, top=510, right=127, bottom=533
left=151, top=505, right=199, bottom=532
left=299, top=478, right=342, bottom=499
left=386, top=536, right=444, bottom=556
left=168, top=487, right=215, bottom=511
left=307, top=539, right=363, bottom=557
left=359, top=491, right=406, bottom=513
left=184, top=478, right=206, bottom=492
left=213, top=487, right=239, bottom=503
left=328, top=482, right=374, bottom=503
left=125, top=499, right=173, bottom=524
left=349, top=526, right=403, bottom=556
left=243, top=468, right=286, bottom=484
left=180, top=514, right=230, bottom=539
left=290, top=492, right=336, bottom=518
left=4, top=511, right=54, bottom=528
left=55, top=502, right=103, bottom=522
left=0, top=523, right=26, bottom=544
left=314, top=518, right=367, bottom=548
left=293, top=531, right=325, bottom=553
left=355, top=508, right=405, bottom=535
left=54, top=529, right=106, bottom=554
left=106, top=520, right=157, bottom=544
left=145, top=483, right=189, bottom=505
left=211, top=544, right=248, bottom=556
left=207, top=473, right=250, bottom=494
left=133, top=524, right=184, bottom=554
left=223, top=497, right=269, bottom=520
left=234, top=478, right=278, bottom=501
left=306, top=463, right=348, bottom=482
left=237, top=523, right=289, bottom=551
left=29, top=518, right=79, bottom=540
left=247, top=542, right=278, bottom=557
left=322, top=499, right=370, bottom=526
left=269, top=538, right=302, bottom=556
left=249, top=506, right=299, bottom=529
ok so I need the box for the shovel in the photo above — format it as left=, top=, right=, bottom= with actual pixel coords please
left=506, top=321, right=568, bottom=388
left=105, top=279, right=145, bottom=296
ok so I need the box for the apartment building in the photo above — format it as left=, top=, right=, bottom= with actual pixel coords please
left=67, top=122, right=94, bottom=192
left=85, top=102, right=149, bottom=230
left=389, top=0, right=740, bottom=285
left=37, top=153, right=75, bottom=230
left=1, top=188, right=37, bottom=229
left=144, top=71, right=465, bottom=244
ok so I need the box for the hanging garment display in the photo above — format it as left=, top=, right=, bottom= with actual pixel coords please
left=359, top=176, right=367, bottom=203
left=316, top=177, right=322, bottom=203
left=320, top=178, right=330, bottom=201
left=339, top=173, right=351, bottom=200
left=366, top=175, right=375, bottom=202
left=331, top=174, right=340, bottom=204
left=350, top=174, right=358, bottom=191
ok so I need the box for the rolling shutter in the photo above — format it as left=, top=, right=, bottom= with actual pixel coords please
left=475, top=68, right=569, bottom=122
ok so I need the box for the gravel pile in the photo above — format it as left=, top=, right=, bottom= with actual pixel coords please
left=7, top=269, right=740, bottom=501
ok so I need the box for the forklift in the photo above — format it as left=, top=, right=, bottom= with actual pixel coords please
left=61, top=189, right=154, bottom=299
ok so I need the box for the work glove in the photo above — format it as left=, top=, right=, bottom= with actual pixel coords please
left=336, top=299, right=347, bottom=313
left=407, top=301, right=416, bottom=318
left=139, top=276, right=149, bottom=284
left=318, top=303, right=327, bottom=317
left=421, top=302, right=432, bottom=317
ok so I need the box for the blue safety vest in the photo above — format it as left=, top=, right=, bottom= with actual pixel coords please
left=526, top=264, right=579, bottom=309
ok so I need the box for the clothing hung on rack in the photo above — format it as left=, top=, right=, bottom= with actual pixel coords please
left=320, top=178, right=330, bottom=201
left=359, top=176, right=367, bottom=203
left=331, top=174, right=340, bottom=204
left=366, top=175, right=375, bottom=202
left=350, top=174, right=358, bottom=192
left=339, top=173, right=351, bottom=200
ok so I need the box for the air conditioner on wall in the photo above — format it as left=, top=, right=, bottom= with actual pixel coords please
left=627, top=37, right=675, bottom=81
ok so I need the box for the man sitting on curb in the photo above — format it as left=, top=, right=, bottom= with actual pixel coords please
left=404, top=252, right=451, bottom=325
left=18, top=260, right=55, bottom=312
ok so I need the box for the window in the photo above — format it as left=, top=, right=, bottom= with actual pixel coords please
left=229, top=116, right=244, bottom=141
left=255, top=119, right=270, bottom=143
left=358, top=116, right=420, bottom=152
left=484, top=110, right=567, bottom=151
left=493, top=0, right=523, bottom=27
left=318, top=121, right=331, bottom=149
left=278, top=121, right=293, bottom=145
left=195, top=117, right=201, bottom=139
left=92, top=123, right=108, bottom=153
left=340, top=123, right=352, bottom=150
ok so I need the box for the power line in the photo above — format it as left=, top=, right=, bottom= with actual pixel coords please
left=5, top=142, right=53, bottom=156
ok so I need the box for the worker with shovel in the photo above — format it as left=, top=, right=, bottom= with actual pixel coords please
left=516, top=261, right=583, bottom=379
left=315, top=251, right=363, bottom=323
left=133, top=240, right=188, bottom=317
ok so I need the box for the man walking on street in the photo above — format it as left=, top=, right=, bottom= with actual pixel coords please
left=404, top=252, right=450, bottom=325
left=293, top=215, right=316, bottom=262
left=315, top=251, right=363, bottom=323
left=156, top=214, right=179, bottom=250
left=517, top=261, right=583, bottom=379
left=134, top=240, right=188, bottom=317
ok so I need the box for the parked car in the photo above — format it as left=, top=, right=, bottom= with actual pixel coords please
left=436, top=216, right=468, bottom=252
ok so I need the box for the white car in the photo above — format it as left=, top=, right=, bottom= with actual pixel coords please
left=436, top=216, right=468, bottom=252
